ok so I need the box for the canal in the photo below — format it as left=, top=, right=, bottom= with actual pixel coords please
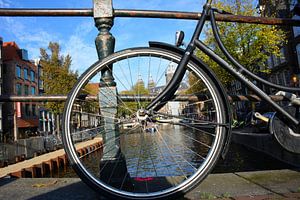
left=51, top=125, right=293, bottom=178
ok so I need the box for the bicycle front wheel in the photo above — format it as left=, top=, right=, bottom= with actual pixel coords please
left=62, top=47, right=228, bottom=199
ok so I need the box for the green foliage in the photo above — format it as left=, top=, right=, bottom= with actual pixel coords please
left=193, top=0, right=286, bottom=89
left=40, top=42, right=78, bottom=114
left=118, top=80, right=150, bottom=117
left=121, top=80, right=149, bottom=96
left=185, top=71, right=206, bottom=95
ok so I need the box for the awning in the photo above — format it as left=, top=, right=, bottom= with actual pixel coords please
left=17, top=118, right=39, bottom=128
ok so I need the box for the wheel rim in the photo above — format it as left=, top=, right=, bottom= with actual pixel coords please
left=63, top=48, right=226, bottom=199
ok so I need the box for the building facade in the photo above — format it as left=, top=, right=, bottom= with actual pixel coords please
left=0, top=38, right=3, bottom=142
left=2, top=41, right=39, bottom=141
left=259, top=0, right=300, bottom=90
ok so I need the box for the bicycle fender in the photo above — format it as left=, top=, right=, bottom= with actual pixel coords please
left=149, top=41, right=232, bottom=159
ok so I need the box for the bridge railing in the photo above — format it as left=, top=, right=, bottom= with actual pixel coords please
left=0, top=0, right=299, bottom=103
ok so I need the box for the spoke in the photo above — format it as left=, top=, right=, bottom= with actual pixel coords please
left=155, top=63, right=168, bottom=87
left=148, top=118, right=198, bottom=173
left=155, top=57, right=163, bottom=86
left=154, top=121, right=188, bottom=179
left=157, top=121, right=216, bottom=137
left=127, top=57, right=142, bottom=108
left=99, top=125, right=142, bottom=175
left=154, top=111, right=227, bottom=127
left=161, top=130, right=206, bottom=160
left=137, top=55, right=141, bottom=108
left=159, top=132, right=198, bottom=172
left=148, top=54, right=151, bottom=88
left=114, top=62, right=141, bottom=109
left=147, top=135, right=158, bottom=178
left=135, top=133, right=144, bottom=178
left=150, top=130, right=179, bottom=186
left=101, top=77, right=136, bottom=115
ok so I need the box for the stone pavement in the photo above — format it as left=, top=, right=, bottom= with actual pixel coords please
left=0, top=169, right=299, bottom=199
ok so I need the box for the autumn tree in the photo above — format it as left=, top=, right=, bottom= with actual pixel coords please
left=190, top=0, right=286, bottom=91
left=40, top=42, right=78, bottom=133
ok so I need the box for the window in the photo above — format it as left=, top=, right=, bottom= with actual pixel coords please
left=31, top=86, right=36, bottom=95
left=267, top=56, right=273, bottom=68
left=25, top=104, right=30, bottom=116
left=32, top=105, right=36, bottom=117
left=297, top=44, right=300, bottom=69
left=24, top=85, right=29, bottom=96
left=272, top=55, right=280, bottom=67
left=0, top=105, right=2, bottom=131
left=16, top=65, right=21, bottom=78
left=279, top=48, right=286, bottom=64
left=24, top=68, right=28, bottom=80
left=276, top=73, right=284, bottom=85
left=30, top=70, right=35, bottom=82
left=16, top=83, right=22, bottom=95
left=284, top=70, right=291, bottom=86
left=293, top=15, right=300, bottom=37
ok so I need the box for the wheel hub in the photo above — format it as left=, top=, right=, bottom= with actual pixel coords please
left=136, top=109, right=148, bottom=121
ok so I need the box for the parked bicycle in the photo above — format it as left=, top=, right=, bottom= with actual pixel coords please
left=62, top=0, right=300, bottom=199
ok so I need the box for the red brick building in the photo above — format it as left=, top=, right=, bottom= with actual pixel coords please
left=0, top=38, right=3, bottom=142
left=2, top=41, right=39, bottom=141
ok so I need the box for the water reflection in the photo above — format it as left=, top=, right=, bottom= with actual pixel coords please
left=119, top=124, right=213, bottom=178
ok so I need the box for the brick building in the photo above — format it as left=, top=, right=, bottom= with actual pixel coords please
left=0, top=38, right=3, bottom=142
left=2, top=41, right=39, bottom=141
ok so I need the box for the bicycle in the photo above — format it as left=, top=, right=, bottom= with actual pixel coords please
left=62, top=0, right=300, bottom=199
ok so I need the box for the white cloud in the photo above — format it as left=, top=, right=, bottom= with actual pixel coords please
left=0, top=0, right=204, bottom=76
left=0, top=0, right=12, bottom=8
left=62, top=20, right=98, bottom=74
left=1, top=16, right=58, bottom=59
left=1, top=9, right=97, bottom=75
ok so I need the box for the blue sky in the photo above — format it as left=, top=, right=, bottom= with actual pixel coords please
left=0, top=0, right=207, bottom=74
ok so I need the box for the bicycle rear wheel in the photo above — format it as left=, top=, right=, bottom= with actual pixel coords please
left=62, top=47, right=228, bottom=199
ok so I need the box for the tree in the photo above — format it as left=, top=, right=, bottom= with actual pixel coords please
left=40, top=42, right=78, bottom=130
left=191, top=0, right=286, bottom=90
left=118, top=80, right=150, bottom=117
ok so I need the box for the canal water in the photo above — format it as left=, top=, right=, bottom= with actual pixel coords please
left=52, top=125, right=293, bottom=178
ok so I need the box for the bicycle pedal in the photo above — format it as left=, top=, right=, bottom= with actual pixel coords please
left=254, top=112, right=269, bottom=122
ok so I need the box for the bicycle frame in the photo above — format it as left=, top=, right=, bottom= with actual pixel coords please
left=147, top=0, right=300, bottom=132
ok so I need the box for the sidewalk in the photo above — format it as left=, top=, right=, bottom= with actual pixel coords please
left=0, top=169, right=299, bottom=199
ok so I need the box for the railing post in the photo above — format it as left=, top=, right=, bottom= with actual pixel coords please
left=94, top=0, right=116, bottom=86
left=93, top=2, right=131, bottom=188
left=93, top=0, right=118, bottom=159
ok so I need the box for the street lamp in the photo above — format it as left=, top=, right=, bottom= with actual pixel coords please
left=292, top=74, right=299, bottom=87
left=292, top=74, right=300, bottom=87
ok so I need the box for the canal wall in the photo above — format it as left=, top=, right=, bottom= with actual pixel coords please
left=0, top=137, right=103, bottom=178
left=232, top=131, right=300, bottom=167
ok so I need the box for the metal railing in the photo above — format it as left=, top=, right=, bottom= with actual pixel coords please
left=0, top=8, right=300, bottom=26
left=0, top=0, right=298, bottom=103
left=0, top=94, right=287, bottom=102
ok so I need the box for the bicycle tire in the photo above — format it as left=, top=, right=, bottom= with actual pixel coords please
left=62, top=47, right=228, bottom=199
